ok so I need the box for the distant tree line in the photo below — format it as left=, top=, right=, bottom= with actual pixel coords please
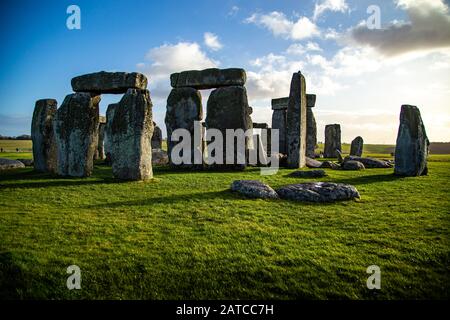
left=0, top=134, right=32, bottom=140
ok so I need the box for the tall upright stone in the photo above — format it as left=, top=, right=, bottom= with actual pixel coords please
left=104, top=103, right=118, bottom=164
left=306, top=94, right=317, bottom=158
left=165, top=87, right=203, bottom=167
left=111, top=89, right=153, bottom=180
left=31, top=99, right=58, bottom=173
left=350, top=136, right=364, bottom=157
left=324, top=124, right=341, bottom=158
left=94, top=116, right=106, bottom=160
left=271, top=97, right=288, bottom=154
left=206, top=86, right=251, bottom=169
left=394, top=105, right=429, bottom=176
left=151, top=122, right=162, bottom=149
left=54, top=93, right=100, bottom=177
left=286, top=72, right=307, bottom=168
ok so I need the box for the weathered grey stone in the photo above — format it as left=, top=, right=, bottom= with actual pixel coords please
left=31, top=99, right=58, bottom=173
left=231, top=180, right=279, bottom=199
left=54, top=93, right=100, bottom=177
left=324, top=124, right=341, bottom=158
left=344, top=155, right=392, bottom=168
left=306, top=94, right=316, bottom=108
left=18, top=159, right=34, bottom=166
left=288, top=169, right=327, bottom=178
left=305, top=156, right=322, bottom=168
left=165, top=87, right=203, bottom=167
left=253, top=122, right=268, bottom=129
left=271, top=97, right=289, bottom=110
left=206, top=86, right=251, bottom=169
left=152, top=148, right=169, bottom=166
left=342, top=160, right=365, bottom=170
left=350, top=136, right=364, bottom=157
left=0, top=158, right=25, bottom=171
left=111, top=89, right=153, bottom=180
left=286, top=72, right=307, bottom=168
left=151, top=122, right=162, bottom=149
left=71, top=71, right=148, bottom=94
left=104, top=103, right=119, bottom=165
left=94, top=122, right=106, bottom=160
left=272, top=109, right=287, bottom=154
left=171, top=68, right=246, bottom=89
left=276, top=182, right=360, bottom=202
left=394, top=105, right=429, bottom=176
left=261, top=128, right=272, bottom=157
left=306, top=107, right=317, bottom=158
left=320, top=161, right=341, bottom=170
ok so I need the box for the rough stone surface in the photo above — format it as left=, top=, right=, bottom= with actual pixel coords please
left=111, top=89, right=153, bottom=180
left=104, top=103, right=118, bottom=165
left=54, top=93, right=100, bottom=177
left=344, top=156, right=392, bottom=168
left=305, top=156, right=322, bottom=168
left=31, top=99, right=58, bottom=173
left=71, top=71, right=148, bottom=94
left=152, top=148, right=169, bottom=166
left=0, top=158, right=25, bottom=170
left=324, top=124, right=341, bottom=158
left=165, top=87, right=203, bottom=167
left=151, top=122, right=162, bottom=149
left=394, top=105, right=429, bottom=176
left=288, top=169, right=327, bottom=178
left=171, top=68, right=246, bottom=89
left=276, top=182, right=360, bottom=202
left=206, top=86, right=251, bottom=169
left=306, top=94, right=316, bottom=108
left=271, top=97, right=289, bottom=110
left=306, top=107, right=317, bottom=158
left=286, top=72, right=307, bottom=168
left=342, top=160, right=365, bottom=170
left=350, top=136, right=364, bottom=157
left=94, top=122, right=106, bottom=160
left=18, top=159, right=34, bottom=166
left=272, top=109, right=287, bottom=154
left=320, top=161, right=341, bottom=170
left=231, top=180, right=279, bottom=199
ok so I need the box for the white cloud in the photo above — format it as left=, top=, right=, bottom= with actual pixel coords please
left=204, top=32, right=223, bottom=51
left=350, top=0, right=450, bottom=56
left=245, top=11, right=320, bottom=40
left=313, top=0, right=349, bottom=21
left=228, top=6, right=239, bottom=16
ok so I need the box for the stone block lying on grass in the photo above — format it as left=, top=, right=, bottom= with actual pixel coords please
left=231, top=180, right=279, bottom=199
left=0, top=158, right=25, bottom=170
left=276, top=182, right=360, bottom=203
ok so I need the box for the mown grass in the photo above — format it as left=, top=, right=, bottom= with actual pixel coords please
left=0, top=151, right=449, bottom=300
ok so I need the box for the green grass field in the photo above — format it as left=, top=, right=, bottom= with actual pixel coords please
left=0, top=140, right=449, bottom=299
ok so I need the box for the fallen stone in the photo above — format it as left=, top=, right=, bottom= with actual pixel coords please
left=394, top=105, right=429, bottom=176
left=342, top=160, right=365, bottom=170
left=31, top=99, right=58, bottom=173
left=320, top=161, right=341, bottom=170
left=152, top=148, right=169, bottom=166
left=0, top=158, right=25, bottom=170
left=344, top=156, right=392, bottom=168
left=111, top=89, right=153, bottom=180
left=324, top=124, right=341, bottom=158
left=71, top=71, right=148, bottom=94
left=18, top=159, right=34, bottom=166
left=276, top=182, right=360, bottom=203
left=288, top=169, right=327, bottom=178
left=231, top=180, right=279, bottom=199
left=305, top=156, right=322, bottom=168
left=54, top=92, right=100, bottom=177
left=350, top=136, right=364, bottom=157
left=171, top=68, right=246, bottom=89
left=286, top=71, right=307, bottom=168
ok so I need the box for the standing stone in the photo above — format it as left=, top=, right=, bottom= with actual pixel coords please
left=54, top=93, right=100, bottom=177
left=151, top=122, right=162, bottom=149
left=104, top=103, right=118, bottom=164
left=394, top=105, right=429, bottom=176
left=206, top=86, right=251, bottom=169
left=94, top=116, right=106, bottom=160
left=324, top=124, right=341, bottom=158
left=286, top=72, right=307, bottom=168
left=165, top=87, right=203, bottom=167
left=31, top=99, right=58, bottom=173
left=271, top=102, right=288, bottom=154
left=306, top=106, right=317, bottom=158
left=111, top=89, right=153, bottom=180
left=350, top=136, right=364, bottom=157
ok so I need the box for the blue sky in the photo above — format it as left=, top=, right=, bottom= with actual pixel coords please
left=1, top=0, right=449, bottom=143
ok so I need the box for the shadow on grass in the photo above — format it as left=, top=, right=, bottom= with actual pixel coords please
left=334, top=173, right=407, bottom=186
